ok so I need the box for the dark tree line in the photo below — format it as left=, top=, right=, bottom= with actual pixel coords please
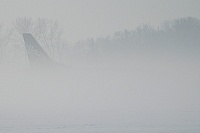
left=69, top=17, right=200, bottom=61
left=0, top=17, right=199, bottom=65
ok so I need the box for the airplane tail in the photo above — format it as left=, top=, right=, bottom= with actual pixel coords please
left=23, top=33, right=56, bottom=67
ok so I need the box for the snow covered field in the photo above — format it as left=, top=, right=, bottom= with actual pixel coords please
left=0, top=111, right=199, bottom=133
left=0, top=54, right=199, bottom=133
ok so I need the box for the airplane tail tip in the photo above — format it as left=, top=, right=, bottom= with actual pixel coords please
left=23, top=33, right=65, bottom=68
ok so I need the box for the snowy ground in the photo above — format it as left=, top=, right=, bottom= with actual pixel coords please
left=0, top=111, right=199, bottom=133
left=0, top=54, right=199, bottom=132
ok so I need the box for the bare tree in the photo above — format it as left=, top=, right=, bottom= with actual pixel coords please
left=0, top=24, right=14, bottom=65
left=14, top=17, right=34, bottom=34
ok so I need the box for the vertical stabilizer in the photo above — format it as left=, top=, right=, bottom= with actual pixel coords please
left=23, top=33, right=53, bottom=66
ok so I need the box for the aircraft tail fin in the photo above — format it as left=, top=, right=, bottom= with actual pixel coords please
left=23, top=33, right=53, bottom=67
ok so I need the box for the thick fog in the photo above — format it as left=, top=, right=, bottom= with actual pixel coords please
left=1, top=0, right=200, bottom=42
left=0, top=0, right=200, bottom=133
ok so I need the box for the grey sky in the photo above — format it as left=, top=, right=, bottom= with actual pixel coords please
left=0, top=0, right=200, bottom=42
